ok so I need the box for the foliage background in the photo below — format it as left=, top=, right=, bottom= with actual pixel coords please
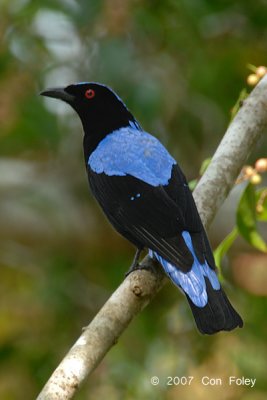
left=1, top=1, right=267, bottom=399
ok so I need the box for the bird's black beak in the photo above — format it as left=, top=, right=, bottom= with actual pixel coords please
left=40, top=87, right=75, bottom=103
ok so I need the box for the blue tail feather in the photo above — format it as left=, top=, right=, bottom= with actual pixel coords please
left=149, top=230, right=220, bottom=307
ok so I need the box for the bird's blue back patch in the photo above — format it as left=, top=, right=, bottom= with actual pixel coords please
left=149, top=231, right=220, bottom=307
left=88, top=127, right=176, bottom=187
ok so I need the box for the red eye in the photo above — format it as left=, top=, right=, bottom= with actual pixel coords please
left=85, top=89, right=95, bottom=99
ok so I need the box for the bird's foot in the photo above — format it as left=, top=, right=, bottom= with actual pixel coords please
left=125, top=249, right=159, bottom=277
left=125, top=248, right=143, bottom=277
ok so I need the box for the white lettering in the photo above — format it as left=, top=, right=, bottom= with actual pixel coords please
left=202, top=376, right=222, bottom=386
left=229, top=376, right=256, bottom=388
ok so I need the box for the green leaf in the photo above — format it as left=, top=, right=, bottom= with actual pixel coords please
left=247, top=63, right=258, bottom=73
left=199, top=158, right=211, bottom=176
left=230, top=88, right=248, bottom=122
left=256, top=188, right=267, bottom=221
left=188, top=179, right=198, bottom=191
left=236, top=184, right=267, bottom=252
left=214, top=227, right=238, bottom=280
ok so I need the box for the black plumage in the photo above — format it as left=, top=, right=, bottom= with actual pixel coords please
left=40, top=82, right=243, bottom=334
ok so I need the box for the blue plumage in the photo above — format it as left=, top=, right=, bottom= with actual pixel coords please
left=149, top=231, right=220, bottom=307
left=89, top=123, right=219, bottom=307
left=88, top=127, right=176, bottom=187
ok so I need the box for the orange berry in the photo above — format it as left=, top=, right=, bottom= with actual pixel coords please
left=250, top=174, right=262, bottom=185
left=247, top=74, right=259, bottom=86
left=256, top=66, right=267, bottom=78
left=255, top=158, right=267, bottom=172
left=244, top=166, right=255, bottom=177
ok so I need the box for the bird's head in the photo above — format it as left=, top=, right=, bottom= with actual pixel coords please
left=40, top=82, right=139, bottom=150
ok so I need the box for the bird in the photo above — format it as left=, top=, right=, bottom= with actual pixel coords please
left=40, top=82, right=243, bottom=334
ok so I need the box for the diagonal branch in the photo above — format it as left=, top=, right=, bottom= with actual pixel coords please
left=37, top=75, right=267, bottom=400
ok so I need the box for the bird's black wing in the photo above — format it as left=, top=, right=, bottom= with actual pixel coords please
left=88, top=164, right=215, bottom=272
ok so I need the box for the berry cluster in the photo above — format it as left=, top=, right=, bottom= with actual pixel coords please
left=247, top=65, right=267, bottom=86
left=237, top=158, right=267, bottom=185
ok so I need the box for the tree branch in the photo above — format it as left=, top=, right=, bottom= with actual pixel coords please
left=37, top=75, right=267, bottom=400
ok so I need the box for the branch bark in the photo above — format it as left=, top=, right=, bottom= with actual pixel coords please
left=37, top=75, right=267, bottom=400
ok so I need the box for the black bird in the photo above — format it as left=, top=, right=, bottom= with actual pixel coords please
left=40, top=82, right=243, bottom=334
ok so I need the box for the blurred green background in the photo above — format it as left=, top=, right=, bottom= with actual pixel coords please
left=1, top=0, right=267, bottom=399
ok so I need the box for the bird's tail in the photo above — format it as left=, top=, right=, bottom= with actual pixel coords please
left=149, top=231, right=243, bottom=334
left=184, top=278, right=243, bottom=334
